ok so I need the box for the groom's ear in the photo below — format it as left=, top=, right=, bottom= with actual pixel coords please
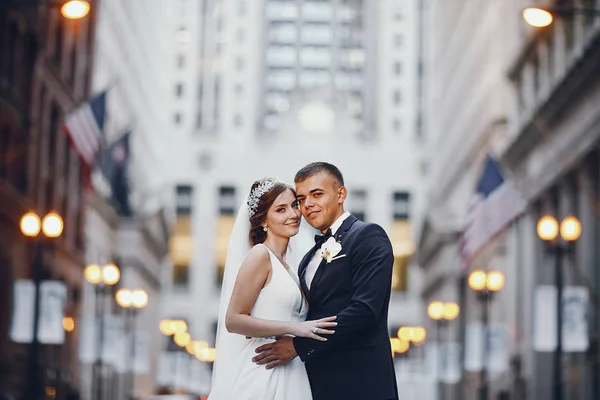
left=337, top=186, right=347, bottom=204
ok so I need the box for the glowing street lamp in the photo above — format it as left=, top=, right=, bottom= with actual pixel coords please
left=20, top=211, right=64, bottom=238
left=196, top=347, right=216, bottom=362
left=468, top=270, right=487, bottom=291
left=522, top=7, right=554, bottom=27
left=537, top=216, right=559, bottom=241
left=468, top=269, right=505, bottom=400
left=522, top=6, right=600, bottom=28
left=486, top=271, right=505, bottom=292
left=536, top=214, right=582, bottom=400
left=61, top=0, right=91, bottom=19
left=63, top=317, right=75, bottom=333
left=101, top=264, right=120, bottom=286
left=116, top=288, right=149, bottom=398
left=84, top=263, right=121, bottom=286
left=443, top=302, right=460, bottom=321
left=84, top=261, right=120, bottom=400
left=20, top=212, right=41, bottom=237
left=174, top=332, right=191, bottom=347
left=427, top=300, right=459, bottom=400
left=115, top=289, right=133, bottom=308
left=20, top=210, right=64, bottom=400
left=560, top=216, right=582, bottom=242
left=427, top=301, right=445, bottom=321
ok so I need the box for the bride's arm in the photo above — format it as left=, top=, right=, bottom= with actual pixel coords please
left=225, top=246, right=336, bottom=340
left=225, top=246, right=292, bottom=338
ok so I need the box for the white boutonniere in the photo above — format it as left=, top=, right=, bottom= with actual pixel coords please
left=320, top=237, right=346, bottom=263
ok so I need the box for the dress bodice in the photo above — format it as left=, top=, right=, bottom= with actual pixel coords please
left=251, top=244, right=308, bottom=323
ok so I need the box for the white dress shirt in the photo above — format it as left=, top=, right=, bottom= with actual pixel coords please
left=305, top=211, right=351, bottom=289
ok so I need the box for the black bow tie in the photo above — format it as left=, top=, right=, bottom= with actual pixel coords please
left=314, top=229, right=333, bottom=247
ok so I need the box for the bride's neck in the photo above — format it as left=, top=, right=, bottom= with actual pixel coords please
left=263, top=237, right=289, bottom=260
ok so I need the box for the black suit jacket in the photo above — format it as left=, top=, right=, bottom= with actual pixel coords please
left=293, top=215, right=399, bottom=400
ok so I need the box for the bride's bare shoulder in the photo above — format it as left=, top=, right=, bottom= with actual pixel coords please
left=242, top=244, right=271, bottom=267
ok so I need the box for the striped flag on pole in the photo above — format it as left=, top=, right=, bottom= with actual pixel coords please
left=459, top=155, right=527, bottom=269
left=63, top=92, right=107, bottom=166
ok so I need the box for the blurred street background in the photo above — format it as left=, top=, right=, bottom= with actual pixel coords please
left=1, top=0, right=600, bottom=399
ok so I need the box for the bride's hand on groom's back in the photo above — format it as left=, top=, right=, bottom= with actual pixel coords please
left=290, top=316, right=337, bottom=341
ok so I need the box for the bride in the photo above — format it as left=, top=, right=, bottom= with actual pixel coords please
left=209, top=178, right=337, bottom=400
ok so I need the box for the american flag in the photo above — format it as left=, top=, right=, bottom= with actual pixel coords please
left=459, top=156, right=527, bottom=269
left=63, top=92, right=107, bottom=166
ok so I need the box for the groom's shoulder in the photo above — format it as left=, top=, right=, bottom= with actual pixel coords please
left=348, top=217, right=382, bottom=233
left=348, top=219, right=389, bottom=240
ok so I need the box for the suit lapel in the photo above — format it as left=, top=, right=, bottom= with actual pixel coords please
left=298, top=244, right=318, bottom=296
left=308, top=215, right=358, bottom=299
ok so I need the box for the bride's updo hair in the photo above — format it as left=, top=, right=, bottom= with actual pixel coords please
left=247, top=178, right=295, bottom=246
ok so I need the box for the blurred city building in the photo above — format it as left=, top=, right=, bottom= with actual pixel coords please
left=415, top=0, right=600, bottom=399
left=78, top=1, right=173, bottom=399
left=0, top=2, right=98, bottom=399
left=159, top=0, right=425, bottom=393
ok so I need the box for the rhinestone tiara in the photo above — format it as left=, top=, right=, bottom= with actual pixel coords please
left=247, top=178, right=278, bottom=217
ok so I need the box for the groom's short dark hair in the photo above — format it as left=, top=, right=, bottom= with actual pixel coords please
left=295, top=162, right=345, bottom=186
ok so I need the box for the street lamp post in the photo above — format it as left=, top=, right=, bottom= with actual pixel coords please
left=427, top=301, right=460, bottom=400
left=468, top=269, right=505, bottom=400
left=20, top=211, right=64, bottom=400
left=536, top=215, right=581, bottom=400
left=84, top=263, right=120, bottom=400
left=115, top=288, right=149, bottom=400
left=523, top=6, right=600, bottom=27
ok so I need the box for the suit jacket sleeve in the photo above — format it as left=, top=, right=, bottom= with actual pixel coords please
left=293, top=223, right=394, bottom=361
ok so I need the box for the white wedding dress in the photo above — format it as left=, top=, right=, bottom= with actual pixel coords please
left=209, top=244, right=312, bottom=400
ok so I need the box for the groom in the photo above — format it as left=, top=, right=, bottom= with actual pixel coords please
left=253, top=162, right=399, bottom=400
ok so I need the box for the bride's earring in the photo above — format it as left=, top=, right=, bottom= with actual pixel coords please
left=263, top=226, right=268, bottom=232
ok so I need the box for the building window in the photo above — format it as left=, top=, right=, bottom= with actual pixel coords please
left=393, top=191, right=410, bottom=220
left=420, top=160, right=429, bottom=176
left=174, top=113, right=182, bottom=125
left=236, top=57, right=245, bottom=71
left=392, top=256, right=408, bottom=292
left=216, top=186, right=237, bottom=285
left=349, top=189, right=367, bottom=221
left=173, top=264, right=190, bottom=288
left=236, top=28, right=245, bottom=43
left=391, top=191, right=412, bottom=292
left=177, top=54, right=185, bottom=68
left=170, top=185, right=194, bottom=291
left=393, top=90, right=402, bottom=105
left=393, top=119, right=401, bottom=133
left=238, top=0, right=247, bottom=16
left=234, top=114, right=243, bottom=128
left=176, top=185, right=194, bottom=215
left=234, top=84, right=244, bottom=96
left=219, top=186, right=236, bottom=215
left=394, top=34, right=403, bottom=48
left=394, top=62, right=402, bottom=76
left=176, top=83, right=184, bottom=97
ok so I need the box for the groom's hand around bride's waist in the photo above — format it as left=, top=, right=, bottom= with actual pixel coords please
left=252, top=336, right=297, bottom=370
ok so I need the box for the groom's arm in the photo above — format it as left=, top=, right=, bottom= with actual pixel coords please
left=292, top=223, right=394, bottom=361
